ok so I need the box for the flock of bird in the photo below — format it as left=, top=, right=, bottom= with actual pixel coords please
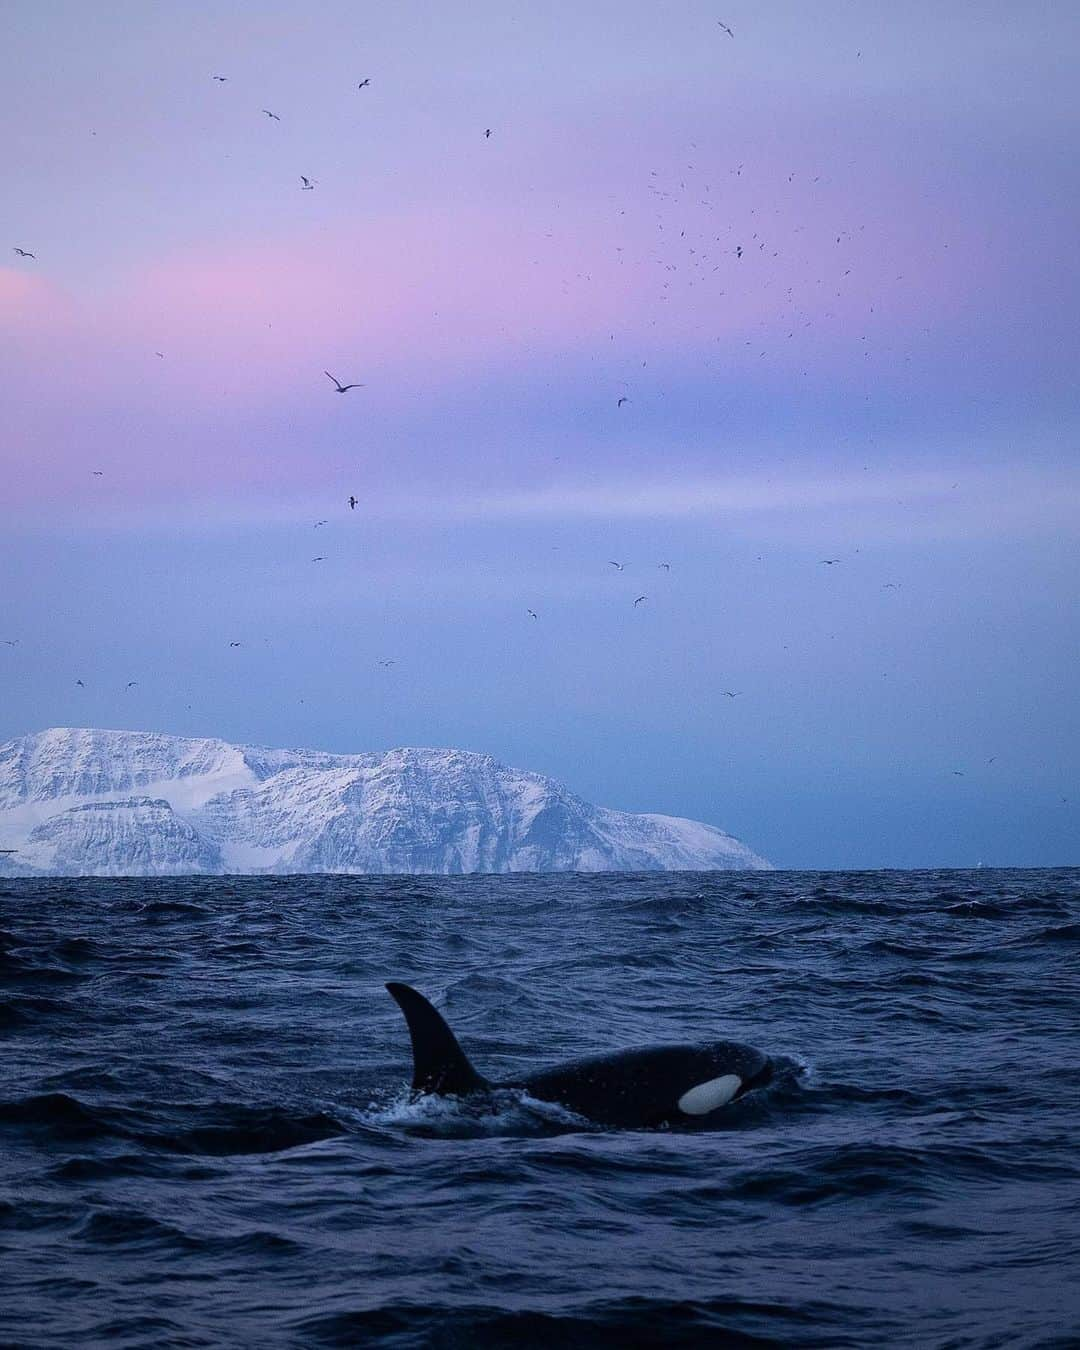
left=6, top=38, right=1062, bottom=807
left=9, top=68, right=520, bottom=696
left=5, top=53, right=939, bottom=695
left=10, top=67, right=741, bottom=642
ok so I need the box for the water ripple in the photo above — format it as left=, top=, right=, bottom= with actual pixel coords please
left=0, top=867, right=1077, bottom=1348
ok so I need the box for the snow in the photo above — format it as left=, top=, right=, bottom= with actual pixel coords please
left=0, top=728, right=772, bottom=877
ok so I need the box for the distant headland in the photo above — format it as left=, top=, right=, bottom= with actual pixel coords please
left=0, top=727, right=771, bottom=877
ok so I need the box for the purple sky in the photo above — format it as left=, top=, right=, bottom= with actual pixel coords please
left=2, top=1, right=1078, bottom=866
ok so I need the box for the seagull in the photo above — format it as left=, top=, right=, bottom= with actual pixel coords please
left=312, top=556, right=326, bottom=562
left=735, top=245, right=743, bottom=258
left=91, top=470, right=104, bottom=476
left=484, top=128, right=492, bottom=138
left=75, top=679, right=84, bottom=687
left=820, top=559, right=840, bottom=565
left=658, top=562, right=670, bottom=571
left=229, top=641, right=242, bottom=647
left=154, top=351, right=165, bottom=358
left=314, top=519, right=328, bottom=527
left=633, top=595, right=648, bottom=606
left=722, top=690, right=741, bottom=698
left=348, top=495, right=358, bottom=509
left=358, top=78, right=371, bottom=89
left=262, top=109, right=281, bottom=120
left=378, top=659, right=396, bottom=667
left=527, top=609, right=538, bottom=620
left=13, top=247, right=35, bottom=258
left=952, top=771, right=965, bottom=776
left=212, top=74, right=228, bottom=82
left=718, top=21, right=734, bottom=37
left=126, top=681, right=137, bottom=688
left=300, top=176, right=316, bottom=190
left=882, top=582, right=900, bottom=589
left=608, top=560, right=624, bottom=571
left=325, top=371, right=363, bottom=393
left=617, top=396, right=630, bottom=407
left=3, top=640, right=17, bottom=647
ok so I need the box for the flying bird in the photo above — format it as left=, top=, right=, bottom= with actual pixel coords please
left=348, top=495, right=358, bottom=509
left=91, top=470, right=104, bottom=476
left=325, top=371, right=363, bottom=393
left=212, top=74, right=228, bottom=82
left=608, top=560, right=624, bottom=571
left=820, top=559, right=840, bottom=565
left=13, top=247, right=35, bottom=258
left=658, top=562, right=670, bottom=571
left=3, top=640, right=18, bottom=647
left=633, top=595, right=648, bottom=606
left=484, top=128, right=492, bottom=138
left=262, top=109, right=280, bottom=120
left=722, top=690, right=741, bottom=698
left=735, top=245, right=743, bottom=258
left=617, top=397, right=630, bottom=407
left=229, top=641, right=242, bottom=647
left=718, top=21, right=734, bottom=37
left=154, top=351, right=165, bottom=358
left=126, top=681, right=137, bottom=688
left=312, top=556, right=326, bottom=562
left=527, top=609, right=538, bottom=620
left=358, top=78, right=371, bottom=89
left=300, top=176, right=316, bottom=190
left=75, top=679, right=84, bottom=687
left=378, top=659, right=396, bottom=667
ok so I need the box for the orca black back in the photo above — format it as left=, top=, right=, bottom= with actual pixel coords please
left=385, top=982, right=774, bottom=1128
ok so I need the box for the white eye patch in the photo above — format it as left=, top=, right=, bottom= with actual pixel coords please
left=677, top=1074, right=742, bottom=1115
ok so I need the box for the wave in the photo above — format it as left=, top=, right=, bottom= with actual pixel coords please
left=294, top=1295, right=864, bottom=1348
left=75, top=1207, right=307, bottom=1259
left=0, top=1092, right=343, bottom=1156
left=0, top=993, right=73, bottom=1027
left=147, top=1103, right=344, bottom=1156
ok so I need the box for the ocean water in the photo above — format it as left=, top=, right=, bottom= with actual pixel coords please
left=1, top=869, right=1078, bottom=1349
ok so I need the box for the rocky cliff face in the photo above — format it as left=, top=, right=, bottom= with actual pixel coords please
left=26, top=798, right=224, bottom=876
left=0, top=728, right=771, bottom=877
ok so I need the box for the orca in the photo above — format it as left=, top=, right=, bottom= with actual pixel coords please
left=386, top=982, right=774, bottom=1129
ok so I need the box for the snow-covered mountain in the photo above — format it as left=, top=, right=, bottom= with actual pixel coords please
left=0, top=728, right=771, bottom=877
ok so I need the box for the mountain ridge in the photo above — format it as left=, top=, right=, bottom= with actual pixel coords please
left=0, top=727, right=771, bottom=876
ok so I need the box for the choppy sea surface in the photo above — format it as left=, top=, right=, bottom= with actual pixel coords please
left=1, top=869, right=1078, bottom=1349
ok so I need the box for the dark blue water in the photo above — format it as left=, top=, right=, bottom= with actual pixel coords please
left=1, top=870, right=1078, bottom=1348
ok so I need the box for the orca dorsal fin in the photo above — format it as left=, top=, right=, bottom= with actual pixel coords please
left=386, top=982, right=489, bottom=1097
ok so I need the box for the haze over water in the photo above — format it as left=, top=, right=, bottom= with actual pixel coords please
left=2, top=1, right=1078, bottom=868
